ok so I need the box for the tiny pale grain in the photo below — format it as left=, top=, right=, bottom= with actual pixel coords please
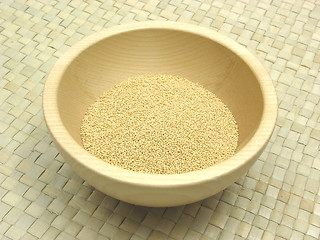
left=80, top=74, right=239, bottom=174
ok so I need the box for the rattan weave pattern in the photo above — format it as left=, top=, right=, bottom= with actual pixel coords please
left=0, top=0, right=320, bottom=239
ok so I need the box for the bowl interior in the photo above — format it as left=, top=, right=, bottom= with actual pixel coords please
left=57, top=28, right=263, bottom=152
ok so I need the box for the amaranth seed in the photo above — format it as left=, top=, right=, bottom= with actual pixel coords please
left=80, top=74, right=239, bottom=174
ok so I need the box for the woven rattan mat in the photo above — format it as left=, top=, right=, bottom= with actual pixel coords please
left=1, top=0, right=320, bottom=239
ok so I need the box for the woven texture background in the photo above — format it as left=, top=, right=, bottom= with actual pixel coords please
left=1, top=0, right=320, bottom=239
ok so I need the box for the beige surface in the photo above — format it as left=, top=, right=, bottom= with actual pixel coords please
left=1, top=0, right=320, bottom=239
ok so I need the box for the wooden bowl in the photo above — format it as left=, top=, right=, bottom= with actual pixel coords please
left=43, top=22, right=277, bottom=207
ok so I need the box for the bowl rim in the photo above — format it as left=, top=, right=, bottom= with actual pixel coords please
left=43, top=21, right=278, bottom=187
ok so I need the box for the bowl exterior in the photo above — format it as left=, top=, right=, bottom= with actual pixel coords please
left=51, top=136, right=265, bottom=207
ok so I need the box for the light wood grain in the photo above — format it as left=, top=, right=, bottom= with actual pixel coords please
left=43, top=22, right=277, bottom=207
